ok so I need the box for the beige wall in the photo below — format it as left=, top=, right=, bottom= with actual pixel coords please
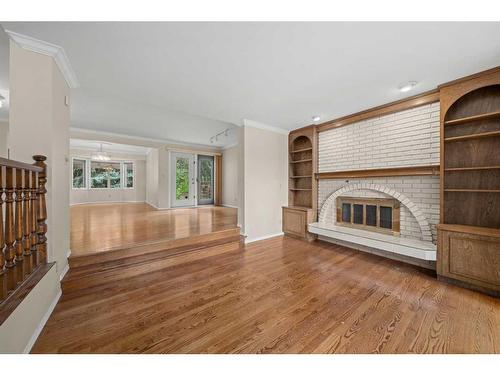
left=70, top=149, right=146, bottom=205
left=1, top=42, right=70, bottom=353
left=146, top=148, right=159, bottom=207
left=0, top=120, right=8, bottom=158
left=222, top=145, right=239, bottom=207
left=242, top=123, right=288, bottom=242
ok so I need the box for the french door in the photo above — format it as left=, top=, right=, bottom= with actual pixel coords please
left=197, top=155, right=214, bottom=205
left=171, top=152, right=196, bottom=207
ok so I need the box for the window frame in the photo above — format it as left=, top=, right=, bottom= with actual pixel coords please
left=71, top=158, right=136, bottom=190
left=336, top=197, right=400, bottom=235
left=71, top=158, right=88, bottom=190
left=89, top=160, right=122, bottom=190
left=122, top=161, right=135, bottom=190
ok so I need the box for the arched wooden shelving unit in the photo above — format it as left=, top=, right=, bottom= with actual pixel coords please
left=437, top=68, right=500, bottom=296
left=282, top=126, right=317, bottom=241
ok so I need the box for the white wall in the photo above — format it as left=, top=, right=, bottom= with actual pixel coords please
left=70, top=149, right=146, bottom=205
left=222, top=145, right=238, bottom=207
left=146, top=148, right=159, bottom=207
left=0, top=120, right=8, bottom=158
left=1, top=42, right=70, bottom=353
left=242, top=122, right=288, bottom=242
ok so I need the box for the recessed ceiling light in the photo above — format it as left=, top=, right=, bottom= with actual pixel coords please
left=399, top=81, right=418, bottom=93
left=312, top=115, right=321, bottom=122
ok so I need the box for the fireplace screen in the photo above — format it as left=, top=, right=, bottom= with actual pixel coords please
left=336, top=197, right=400, bottom=235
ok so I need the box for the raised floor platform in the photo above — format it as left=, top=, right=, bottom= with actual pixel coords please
left=308, top=222, right=436, bottom=261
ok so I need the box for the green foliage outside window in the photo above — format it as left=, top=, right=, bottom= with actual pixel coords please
left=176, top=158, right=190, bottom=200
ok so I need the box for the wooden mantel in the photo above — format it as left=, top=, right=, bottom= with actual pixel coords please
left=315, top=165, right=440, bottom=180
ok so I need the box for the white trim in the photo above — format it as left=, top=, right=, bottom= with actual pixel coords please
left=166, top=146, right=222, bottom=157
left=222, top=204, right=239, bottom=209
left=245, top=232, right=284, bottom=244
left=70, top=200, right=146, bottom=206
left=242, top=119, right=290, bottom=135
left=59, top=263, right=69, bottom=282
left=23, top=288, right=62, bottom=354
left=308, top=222, right=436, bottom=261
left=5, top=30, right=79, bottom=89
left=222, top=142, right=239, bottom=150
left=71, top=127, right=223, bottom=152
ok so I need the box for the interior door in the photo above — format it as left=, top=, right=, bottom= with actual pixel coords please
left=171, top=152, right=195, bottom=207
left=197, top=155, right=214, bottom=205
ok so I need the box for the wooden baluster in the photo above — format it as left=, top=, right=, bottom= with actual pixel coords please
left=22, top=170, right=32, bottom=274
left=0, top=166, right=6, bottom=300
left=34, top=156, right=47, bottom=264
left=30, top=169, right=38, bottom=267
left=14, top=168, right=25, bottom=283
left=4, top=166, right=16, bottom=291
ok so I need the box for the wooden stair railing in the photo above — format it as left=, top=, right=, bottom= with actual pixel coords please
left=0, top=155, right=47, bottom=303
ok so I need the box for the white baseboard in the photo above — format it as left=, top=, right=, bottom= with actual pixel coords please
left=59, top=263, right=69, bottom=281
left=222, top=204, right=239, bottom=209
left=245, top=232, right=284, bottom=244
left=70, top=200, right=146, bottom=206
left=23, top=288, right=62, bottom=354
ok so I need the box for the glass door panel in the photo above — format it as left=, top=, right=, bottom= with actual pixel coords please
left=171, top=152, right=195, bottom=207
left=198, top=155, right=214, bottom=205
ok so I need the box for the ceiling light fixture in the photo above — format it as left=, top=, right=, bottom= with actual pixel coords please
left=398, top=81, right=418, bottom=93
left=91, top=143, right=111, bottom=161
left=312, top=115, right=321, bottom=122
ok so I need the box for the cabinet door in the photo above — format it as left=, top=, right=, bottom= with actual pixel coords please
left=283, top=209, right=307, bottom=238
left=438, top=229, right=500, bottom=292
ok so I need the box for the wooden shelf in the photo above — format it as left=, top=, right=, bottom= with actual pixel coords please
left=289, top=188, right=312, bottom=191
left=437, top=223, right=500, bottom=239
left=290, top=159, right=313, bottom=164
left=445, top=165, right=500, bottom=171
left=444, top=110, right=500, bottom=126
left=444, top=130, right=500, bottom=142
left=444, top=189, right=500, bottom=193
left=289, top=175, right=312, bottom=179
left=290, top=147, right=312, bottom=153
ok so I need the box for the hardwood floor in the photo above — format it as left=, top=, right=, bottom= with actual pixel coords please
left=70, top=203, right=238, bottom=256
left=33, top=236, right=499, bottom=353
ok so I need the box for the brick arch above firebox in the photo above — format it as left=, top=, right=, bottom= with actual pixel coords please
left=318, top=182, right=433, bottom=242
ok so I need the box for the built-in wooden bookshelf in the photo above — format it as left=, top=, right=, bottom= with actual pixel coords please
left=438, top=69, right=500, bottom=296
left=282, top=126, right=317, bottom=241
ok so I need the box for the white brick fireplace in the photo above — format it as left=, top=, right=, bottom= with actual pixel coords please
left=310, top=103, right=440, bottom=265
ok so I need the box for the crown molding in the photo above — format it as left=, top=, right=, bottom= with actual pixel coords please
left=5, top=29, right=79, bottom=89
left=70, top=127, right=223, bottom=152
left=242, top=119, right=290, bottom=135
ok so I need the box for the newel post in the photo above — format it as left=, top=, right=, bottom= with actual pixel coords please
left=33, top=155, right=48, bottom=264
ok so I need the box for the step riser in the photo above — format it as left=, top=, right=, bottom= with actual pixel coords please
left=63, top=241, right=241, bottom=294
left=69, top=227, right=241, bottom=268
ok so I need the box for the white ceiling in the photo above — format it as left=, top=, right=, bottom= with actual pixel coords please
left=1, top=22, right=500, bottom=145
left=70, top=138, right=151, bottom=155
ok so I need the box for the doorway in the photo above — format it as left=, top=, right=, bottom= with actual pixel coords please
left=171, top=152, right=196, bottom=207
left=170, top=152, right=215, bottom=207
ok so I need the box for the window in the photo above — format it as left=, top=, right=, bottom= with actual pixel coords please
left=124, top=162, right=134, bottom=189
left=72, top=159, right=87, bottom=189
left=336, top=197, right=400, bottom=235
left=90, top=161, right=121, bottom=189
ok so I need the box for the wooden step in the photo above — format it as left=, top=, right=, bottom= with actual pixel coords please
left=62, top=235, right=242, bottom=294
left=69, top=227, right=241, bottom=268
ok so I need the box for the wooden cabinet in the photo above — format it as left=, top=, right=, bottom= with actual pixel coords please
left=282, top=126, right=317, bottom=240
left=437, top=67, right=500, bottom=296
left=437, top=225, right=500, bottom=296
left=282, top=206, right=314, bottom=241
